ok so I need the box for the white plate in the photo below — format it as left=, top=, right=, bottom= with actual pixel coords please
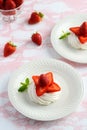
left=51, top=14, right=87, bottom=63
left=8, top=59, right=84, bottom=121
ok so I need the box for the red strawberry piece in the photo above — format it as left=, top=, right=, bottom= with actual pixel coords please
left=0, top=0, right=3, bottom=9
left=78, top=36, right=87, bottom=44
left=13, top=0, right=24, bottom=7
left=32, top=72, right=53, bottom=87
left=45, top=72, right=53, bottom=86
left=28, top=11, right=44, bottom=24
left=36, top=85, right=47, bottom=96
left=4, top=41, right=16, bottom=57
left=39, top=74, right=49, bottom=87
left=39, top=72, right=53, bottom=86
left=32, top=75, right=48, bottom=96
left=31, top=32, right=42, bottom=45
left=69, top=27, right=80, bottom=36
left=80, top=22, right=87, bottom=36
left=32, top=76, right=39, bottom=86
left=32, top=72, right=61, bottom=96
left=4, top=0, right=16, bottom=10
left=32, top=72, right=53, bottom=96
left=2, top=0, right=16, bottom=15
left=47, top=82, right=61, bottom=93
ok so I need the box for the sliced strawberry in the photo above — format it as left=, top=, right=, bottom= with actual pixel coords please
left=45, top=72, right=53, bottom=86
left=69, top=27, right=80, bottom=36
left=28, top=11, right=44, bottom=24
left=36, top=84, right=47, bottom=96
left=32, top=76, right=39, bottom=86
left=80, top=22, right=87, bottom=36
left=78, top=36, right=87, bottom=44
left=69, top=22, right=87, bottom=44
left=47, top=82, right=61, bottom=93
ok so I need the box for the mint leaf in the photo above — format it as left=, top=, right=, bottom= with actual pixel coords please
left=25, top=78, right=29, bottom=85
left=18, top=85, right=27, bottom=92
left=59, top=32, right=70, bottom=39
left=18, top=78, right=30, bottom=92
left=20, top=82, right=26, bottom=86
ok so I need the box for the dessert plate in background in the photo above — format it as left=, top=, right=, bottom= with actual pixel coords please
left=8, top=59, right=84, bottom=121
left=51, top=14, right=87, bottom=63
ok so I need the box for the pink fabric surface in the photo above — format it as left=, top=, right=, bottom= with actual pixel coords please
left=0, top=0, right=87, bottom=130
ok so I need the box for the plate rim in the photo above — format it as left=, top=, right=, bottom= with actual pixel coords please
left=8, top=58, right=84, bottom=121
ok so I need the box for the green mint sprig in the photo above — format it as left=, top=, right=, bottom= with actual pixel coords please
left=18, top=78, right=30, bottom=92
left=59, top=31, right=70, bottom=39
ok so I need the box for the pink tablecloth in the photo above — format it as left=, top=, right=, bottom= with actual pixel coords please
left=0, top=0, right=87, bottom=130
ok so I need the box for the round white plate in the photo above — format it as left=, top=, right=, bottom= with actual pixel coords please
left=8, top=59, right=84, bottom=121
left=51, top=14, right=87, bottom=63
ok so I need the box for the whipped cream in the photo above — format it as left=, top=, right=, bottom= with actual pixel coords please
left=28, top=82, right=61, bottom=105
left=68, top=32, right=87, bottom=49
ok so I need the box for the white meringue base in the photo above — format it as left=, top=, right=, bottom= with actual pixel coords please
left=68, top=32, right=87, bottom=49
left=28, top=82, right=61, bottom=105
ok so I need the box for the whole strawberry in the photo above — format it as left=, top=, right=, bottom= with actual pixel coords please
left=4, top=0, right=16, bottom=10
left=4, top=41, right=16, bottom=57
left=28, top=11, right=44, bottom=24
left=31, top=32, right=42, bottom=45
left=0, top=0, right=3, bottom=9
left=13, top=0, right=24, bottom=7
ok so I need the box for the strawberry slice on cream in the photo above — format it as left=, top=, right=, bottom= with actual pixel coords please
left=68, top=21, right=87, bottom=49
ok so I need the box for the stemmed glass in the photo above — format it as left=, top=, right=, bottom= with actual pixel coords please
left=0, top=3, right=24, bottom=23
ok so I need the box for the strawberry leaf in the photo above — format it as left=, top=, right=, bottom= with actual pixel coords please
left=20, top=82, right=26, bottom=86
left=39, top=12, right=44, bottom=18
left=9, top=41, right=17, bottom=47
left=18, top=78, right=30, bottom=92
left=25, top=78, right=29, bottom=85
left=18, top=85, right=27, bottom=92
left=59, top=32, right=70, bottom=39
